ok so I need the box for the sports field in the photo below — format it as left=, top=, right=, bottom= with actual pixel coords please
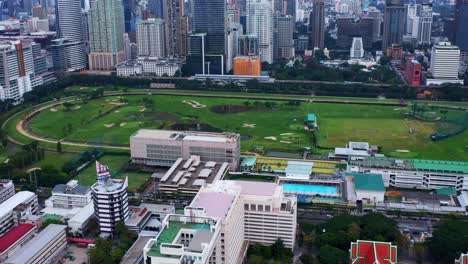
left=23, top=94, right=468, bottom=161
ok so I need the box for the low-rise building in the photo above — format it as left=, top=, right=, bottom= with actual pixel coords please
left=0, top=223, right=36, bottom=261
left=5, top=224, right=67, bottom=264
left=125, top=203, right=175, bottom=234
left=158, top=156, right=229, bottom=198
left=138, top=57, right=181, bottom=76
left=67, top=203, right=95, bottom=235
left=233, top=56, right=261, bottom=76
left=329, top=141, right=379, bottom=161
left=346, top=172, right=385, bottom=204
left=130, top=129, right=240, bottom=170
left=0, top=180, right=15, bottom=204
left=115, top=61, right=143, bottom=76
left=349, top=240, right=397, bottom=264
left=50, top=180, right=91, bottom=209
left=0, top=191, right=38, bottom=236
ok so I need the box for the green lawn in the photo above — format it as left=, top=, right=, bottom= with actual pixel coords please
left=26, top=151, right=77, bottom=171
left=18, top=94, right=468, bottom=161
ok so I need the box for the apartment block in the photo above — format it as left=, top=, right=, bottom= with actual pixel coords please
left=50, top=180, right=91, bottom=209
left=0, top=180, right=15, bottom=204
left=0, top=191, right=38, bottom=237
left=130, top=129, right=240, bottom=170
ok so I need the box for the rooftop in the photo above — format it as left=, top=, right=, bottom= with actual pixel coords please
left=190, top=192, right=236, bottom=219
left=0, top=224, right=35, bottom=252
left=126, top=203, right=175, bottom=227
left=413, top=159, right=468, bottom=173
left=52, top=184, right=90, bottom=196
left=91, top=177, right=128, bottom=193
left=0, top=191, right=35, bottom=220
left=285, top=161, right=314, bottom=176
left=7, top=224, right=66, bottom=264
left=349, top=240, right=397, bottom=264
left=307, top=113, right=317, bottom=122
left=67, top=203, right=94, bottom=224
left=131, top=129, right=239, bottom=143
left=233, top=180, right=277, bottom=196
left=347, top=172, right=385, bottom=191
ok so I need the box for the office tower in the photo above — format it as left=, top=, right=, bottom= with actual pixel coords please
left=309, top=0, right=325, bottom=49
left=148, top=0, right=166, bottom=18
left=88, top=0, right=125, bottom=70
left=238, top=34, right=259, bottom=55
left=247, top=0, right=273, bottom=63
left=286, top=0, right=295, bottom=19
left=123, top=33, right=132, bottom=60
left=274, top=15, right=294, bottom=60
left=227, top=22, right=243, bottom=72
left=406, top=4, right=418, bottom=37
left=91, top=161, right=129, bottom=235
left=192, top=0, right=226, bottom=55
left=51, top=38, right=87, bottom=72
left=55, top=0, right=84, bottom=41
left=336, top=15, right=380, bottom=49
left=455, top=0, right=468, bottom=60
left=273, top=0, right=284, bottom=15
left=123, top=0, right=135, bottom=32
left=417, top=4, right=432, bottom=45
left=165, top=0, right=187, bottom=56
left=350, top=37, right=364, bottom=58
left=430, top=42, right=461, bottom=80
left=136, top=18, right=166, bottom=58
left=382, top=0, right=405, bottom=50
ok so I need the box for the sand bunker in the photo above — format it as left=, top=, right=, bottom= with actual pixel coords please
left=396, top=149, right=410, bottom=153
left=182, top=100, right=206, bottom=108
left=72, top=105, right=81, bottom=110
left=264, top=136, right=277, bottom=141
left=50, top=108, right=58, bottom=112
left=393, top=108, right=401, bottom=111
left=109, top=102, right=126, bottom=106
left=114, top=110, right=120, bottom=113
left=242, top=123, right=256, bottom=128
left=280, top=133, right=293, bottom=136
left=104, top=123, right=115, bottom=128
left=280, top=140, right=292, bottom=144
left=140, top=108, right=146, bottom=112
left=120, top=123, right=127, bottom=127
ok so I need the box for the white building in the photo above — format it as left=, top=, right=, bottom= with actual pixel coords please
left=91, top=174, right=129, bottom=235
left=346, top=172, right=385, bottom=204
left=130, top=129, right=240, bottom=170
left=0, top=191, right=38, bottom=236
left=247, top=0, right=274, bottom=63
left=0, top=224, right=37, bottom=262
left=350, top=37, right=364, bottom=58
left=138, top=57, right=181, bottom=76
left=136, top=18, right=166, bottom=58
left=0, top=180, right=15, bottom=204
left=348, top=157, right=468, bottom=191
left=67, top=202, right=95, bottom=235
left=116, top=61, right=143, bottom=76
left=0, top=42, right=34, bottom=101
left=429, top=42, right=462, bottom=84
left=50, top=180, right=91, bottom=209
left=5, top=224, right=67, bottom=264
left=417, top=4, right=432, bottom=45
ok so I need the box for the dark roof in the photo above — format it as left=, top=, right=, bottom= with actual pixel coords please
left=52, top=184, right=90, bottom=195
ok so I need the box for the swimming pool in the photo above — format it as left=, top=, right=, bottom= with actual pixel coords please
left=281, top=183, right=338, bottom=195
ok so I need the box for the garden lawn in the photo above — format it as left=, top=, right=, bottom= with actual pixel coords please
left=26, top=151, right=77, bottom=171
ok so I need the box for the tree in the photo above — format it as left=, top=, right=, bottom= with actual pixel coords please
left=57, top=141, right=62, bottom=152
left=318, top=245, right=347, bottom=264
left=428, top=220, right=468, bottom=263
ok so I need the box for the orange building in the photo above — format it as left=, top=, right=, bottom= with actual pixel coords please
left=233, top=56, right=261, bottom=76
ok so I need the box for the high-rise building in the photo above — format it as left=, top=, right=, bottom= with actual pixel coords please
left=123, top=33, right=132, bottom=61
left=192, top=0, right=226, bottom=55
left=382, top=0, right=405, bottom=50
left=309, top=0, right=325, bottom=49
left=405, top=57, right=421, bottom=86
left=234, top=55, right=261, bottom=75
left=55, top=0, right=83, bottom=41
left=165, top=0, right=187, bottom=57
left=247, top=0, right=273, bottom=63
left=430, top=42, right=461, bottom=80
left=51, top=38, right=87, bottom=72
left=88, top=0, right=125, bottom=70
left=227, top=22, right=243, bottom=72
left=336, top=15, right=380, bottom=49
left=405, top=4, right=419, bottom=37
left=91, top=161, right=129, bottom=235
left=455, top=0, right=468, bottom=60
left=274, top=15, right=294, bottom=60
left=0, top=180, right=14, bottom=205
left=417, top=4, right=432, bottom=45
left=136, top=18, right=166, bottom=58
left=350, top=37, right=364, bottom=58
left=238, top=34, right=259, bottom=56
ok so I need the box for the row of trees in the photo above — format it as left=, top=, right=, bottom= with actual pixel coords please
left=247, top=239, right=293, bottom=264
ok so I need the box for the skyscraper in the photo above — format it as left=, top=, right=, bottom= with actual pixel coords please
left=430, top=42, right=460, bottom=80
left=417, top=4, right=432, bottom=45
left=247, top=0, right=273, bottom=63
left=309, top=0, right=325, bottom=49
left=165, top=0, right=187, bottom=57
left=88, top=0, right=125, bottom=70
left=382, top=0, right=405, bottom=50
left=55, top=0, right=84, bottom=41
left=136, top=18, right=166, bottom=58
left=51, top=38, right=88, bottom=72
left=192, top=0, right=226, bottom=54
left=350, top=37, right=364, bottom=58
left=336, top=15, right=380, bottom=49
left=455, top=0, right=468, bottom=60
left=274, top=15, right=294, bottom=60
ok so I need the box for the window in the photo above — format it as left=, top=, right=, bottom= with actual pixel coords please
left=265, top=205, right=271, bottom=212
left=244, top=204, right=249, bottom=210
left=258, top=205, right=263, bottom=211
left=250, top=204, right=256, bottom=211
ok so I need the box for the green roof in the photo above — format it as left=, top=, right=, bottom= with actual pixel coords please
left=436, top=187, right=457, bottom=196
left=307, top=114, right=317, bottom=122
left=42, top=214, right=62, bottom=222
left=413, top=159, right=468, bottom=173
left=347, top=172, right=385, bottom=191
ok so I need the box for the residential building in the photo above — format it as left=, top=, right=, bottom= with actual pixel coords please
left=55, top=0, right=84, bottom=41
left=165, top=0, right=188, bottom=57
left=336, top=15, right=380, bottom=49
left=50, top=180, right=91, bottom=209
left=158, top=155, right=230, bottom=198
left=347, top=157, right=468, bottom=191
left=346, top=172, right=385, bottom=204
left=309, top=0, right=325, bottom=49
left=405, top=57, right=421, bottom=86
left=0, top=224, right=36, bottom=262
left=0, top=180, right=15, bottom=204
left=350, top=37, right=364, bottom=58
left=0, top=191, right=38, bottom=237
left=51, top=38, right=87, bottom=72
left=455, top=0, right=468, bottom=61
left=130, top=129, right=241, bottom=170
left=136, top=19, right=166, bottom=58
left=67, top=202, right=94, bottom=235
left=192, top=0, right=226, bottom=55
left=91, top=161, right=129, bottom=235
left=274, top=15, right=294, bottom=60
left=233, top=56, right=261, bottom=76
left=247, top=0, right=274, bottom=63
left=429, top=42, right=461, bottom=80
left=382, top=0, right=405, bottom=50
left=349, top=240, right=397, bottom=264
left=5, top=224, right=67, bottom=264
left=87, top=0, right=125, bottom=70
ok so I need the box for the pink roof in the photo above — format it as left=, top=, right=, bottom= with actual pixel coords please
left=0, top=224, right=35, bottom=252
left=191, top=192, right=235, bottom=219
left=234, top=181, right=277, bottom=196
